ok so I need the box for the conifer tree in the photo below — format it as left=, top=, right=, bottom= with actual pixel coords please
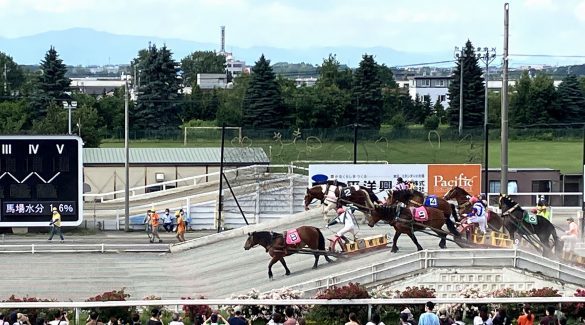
left=30, top=46, right=70, bottom=120
left=447, top=40, right=485, bottom=129
left=556, top=74, right=585, bottom=123
left=242, top=54, right=288, bottom=128
left=350, top=54, right=383, bottom=129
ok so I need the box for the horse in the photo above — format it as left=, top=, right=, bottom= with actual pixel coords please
left=387, top=189, right=460, bottom=237
left=304, top=182, right=379, bottom=220
left=498, top=194, right=562, bottom=257
left=243, top=225, right=332, bottom=279
left=443, top=186, right=504, bottom=231
left=367, top=204, right=460, bottom=253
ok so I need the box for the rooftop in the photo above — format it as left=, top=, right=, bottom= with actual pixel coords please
left=83, top=147, right=269, bottom=165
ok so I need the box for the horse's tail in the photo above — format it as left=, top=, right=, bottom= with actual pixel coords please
left=450, top=203, right=459, bottom=222
left=317, top=228, right=326, bottom=251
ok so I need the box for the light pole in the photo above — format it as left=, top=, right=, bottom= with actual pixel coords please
left=124, top=78, right=130, bottom=232
left=62, top=100, right=78, bottom=135
left=454, top=47, right=467, bottom=136
left=478, top=47, right=497, bottom=197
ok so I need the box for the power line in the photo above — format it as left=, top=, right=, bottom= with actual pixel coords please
left=509, top=54, right=585, bottom=58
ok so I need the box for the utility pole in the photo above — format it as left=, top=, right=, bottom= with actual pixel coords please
left=124, top=79, right=130, bottom=232
left=478, top=47, right=497, bottom=197
left=3, top=63, right=7, bottom=94
left=501, top=3, right=510, bottom=195
left=454, top=47, right=466, bottom=136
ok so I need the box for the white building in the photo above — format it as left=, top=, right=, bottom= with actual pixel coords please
left=197, top=73, right=228, bottom=90
left=409, top=76, right=452, bottom=107
left=222, top=52, right=246, bottom=77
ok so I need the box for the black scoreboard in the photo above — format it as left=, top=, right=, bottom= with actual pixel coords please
left=0, top=136, right=83, bottom=227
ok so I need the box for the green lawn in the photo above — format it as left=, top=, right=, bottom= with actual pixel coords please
left=101, top=138, right=583, bottom=174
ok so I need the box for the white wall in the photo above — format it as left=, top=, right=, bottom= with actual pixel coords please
left=409, top=86, right=450, bottom=108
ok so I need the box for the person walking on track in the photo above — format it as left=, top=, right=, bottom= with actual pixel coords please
left=149, top=209, right=162, bottom=243
left=175, top=211, right=186, bottom=242
left=144, top=210, right=152, bottom=241
left=561, top=217, right=579, bottom=254
left=48, top=207, right=64, bottom=242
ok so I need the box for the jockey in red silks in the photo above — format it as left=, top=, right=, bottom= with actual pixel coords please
left=462, top=196, right=487, bottom=234
left=326, top=205, right=358, bottom=243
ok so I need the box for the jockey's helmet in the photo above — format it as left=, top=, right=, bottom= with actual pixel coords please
left=337, top=207, right=345, bottom=214
left=531, top=208, right=538, bottom=214
left=470, top=196, right=479, bottom=204
left=397, top=177, right=404, bottom=183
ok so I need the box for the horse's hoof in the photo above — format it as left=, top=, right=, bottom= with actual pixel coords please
left=391, top=248, right=398, bottom=253
left=285, top=272, right=291, bottom=276
left=312, top=265, right=318, bottom=269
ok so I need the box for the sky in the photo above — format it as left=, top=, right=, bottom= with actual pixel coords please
left=0, top=0, right=585, bottom=65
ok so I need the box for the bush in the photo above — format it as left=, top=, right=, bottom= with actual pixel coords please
left=306, top=283, right=370, bottom=325
left=86, top=288, right=135, bottom=324
left=423, top=115, right=440, bottom=130
left=182, top=296, right=212, bottom=325
left=227, top=288, right=307, bottom=323
left=564, top=288, right=585, bottom=320
left=389, top=114, right=407, bottom=130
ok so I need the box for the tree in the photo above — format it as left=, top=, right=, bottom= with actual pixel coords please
left=0, top=52, right=25, bottom=100
left=31, top=103, right=68, bottom=134
left=0, top=100, right=27, bottom=132
left=433, top=99, right=446, bottom=124
left=132, top=44, right=182, bottom=130
left=350, top=54, right=383, bottom=129
left=510, top=71, right=532, bottom=126
left=74, top=104, right=102, bottom=147
left=242, top=54, right=289, bottom=128
left=316, top=54, right=352, bottom=90
left=96, top=90, right=125, bottom=132
left=378, top=64, right=398, bottom=88
left=529, top=74, right=559, bottom=124
left=181, top=51, right=226, bottom=87
left=30, top=46, right=71, bottom=121
left=556, top=75, right=585, bottom=123
left=216, top=74, right=249, bottom=126
left=447, top=40, right=485, bottom=130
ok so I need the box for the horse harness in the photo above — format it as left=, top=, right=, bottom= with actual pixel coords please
left=502, top=203, right=520, bottom=216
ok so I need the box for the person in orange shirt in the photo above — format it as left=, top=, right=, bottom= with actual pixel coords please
left=150, top=209, right=162, bottom=243
left=175, top=211, right=186, bottom=242
left=517, top=305, right=534, bottom=325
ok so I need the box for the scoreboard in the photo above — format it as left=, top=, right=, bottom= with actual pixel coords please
left=0, top=136, right=83, bottom=227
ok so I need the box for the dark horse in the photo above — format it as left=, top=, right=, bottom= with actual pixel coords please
left=304, top=182, right=379, bottom=219
left=367, top=204, right=460, bottom=252
left=388, top=189, right=460, bottom=237
left=443, top=186, right=504, bottom=231
left=244, top=226, right=332, bottom=279
left=498, top=194, right=562, bottom=257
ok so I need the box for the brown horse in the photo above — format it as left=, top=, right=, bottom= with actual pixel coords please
left=443, top=186, right=504, bottom=231
left=244, top=226, right=332, bottom=279
left=387, top=189, right=460, bottom=237
left=367, top=204, right=460, bottom=252
left=304, top=183, right=378, bottom=219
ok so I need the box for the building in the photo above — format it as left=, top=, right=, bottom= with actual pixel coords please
left=409, top=76, right=452, bottom=107
left=294, top=77, right=318, bottom=87
left=225, top=54, right=246, bottom=77
left=70, top=77, right=127, bottom=95
left=83, top=147, right=269, bottom=198
left=197, top=73, right=228, bottom=90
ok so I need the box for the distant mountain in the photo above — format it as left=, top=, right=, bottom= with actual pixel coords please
left=0, top=28, right=452, bottom=67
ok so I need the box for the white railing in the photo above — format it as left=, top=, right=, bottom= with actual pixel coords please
left=286, top=249, right=585, bottom=295
left=84, top=164, right=306, bottom=203
left=0, top=244, right=169, bottom=254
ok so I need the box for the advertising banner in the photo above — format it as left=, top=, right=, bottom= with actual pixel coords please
left=308, top=164, right=427, bottom=199
left=427, top=164, right=482, bottom=197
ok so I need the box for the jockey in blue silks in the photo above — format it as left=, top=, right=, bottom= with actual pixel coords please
left=462, top=196, right=487, bottom=234
left=326, top=205, right=358, bottom=243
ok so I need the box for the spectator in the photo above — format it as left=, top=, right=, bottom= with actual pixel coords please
left=400, top=313, right=412, bottom=325
left=492, top=308, right=511, bottom=325
left=48, top=207, right=65, bottom=242
left=130, top=314, right=141, bottom=325
left=162, top=209, right=173, bottom=232
left=518, top=305, right=534, bottom=325
left=180, top=209, right=192, bottom=231
left=419, top=301, right=440, bottom=325
left=539, top=306, right=558, bottom=325
left=35, top=319, right=46, bottom=325
left=366, top=313, right=385, bottom=325
left=106, top=317, right=118, bottom=325
left=297, top=318, right=306, bottom=325
left=0, top=314, right=11, bottom=325
left=86, top=312, right=104, bottom=325
left=144, top=210, right=153, bottom=241
left=282, top=308, right=296, bottom=325
left=473, top=306, right=492, bottom=325
left=453, top=311, right=465, bottom=325
left=175, top=211, right=186, bottom=242
left=401, top=308, right=417, bottom=325
left=561, top=218, right=579, bottom=254
left=438, top=309, right=454, bottom=325
left=204, top=313, right=228, bottom=325
left=168, top=313, right=183, bottom=325
left=49, top=311, right=68, bottom=325
left=14, top=314, right=31, bottom=325
left=149, top=210, right=162, bottom=243
left=227, top=307, right=247, bottom=325
left=147, top=310, right=162, bottom=325
left=345, top=312, right=360, bottom=325
left=267, top=313, right=283, bottom=325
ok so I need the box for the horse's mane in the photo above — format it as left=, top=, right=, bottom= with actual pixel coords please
left=455, top=186, right=471, bottom=196
left=253, top=231, right=280, bottom=242
left=327, top=180, right=347, bottom=187
left=500, top=195, right=520, bottom=209
left=393, top=189, right=412, bottom=200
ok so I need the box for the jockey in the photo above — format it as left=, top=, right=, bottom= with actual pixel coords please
left=326, top=205, right=358, bottom=243
left=393, top=177, right=409, bottom=192
left=462, top=196, right=487, bottom=234
left=407, top=178, right=416, bottom=191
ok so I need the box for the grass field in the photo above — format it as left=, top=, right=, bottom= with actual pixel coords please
left=101, top=137, right=583, bottom=174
